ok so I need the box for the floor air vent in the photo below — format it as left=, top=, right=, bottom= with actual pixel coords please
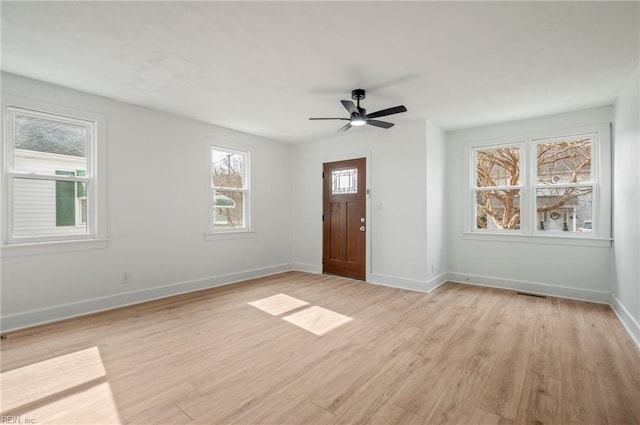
left=516, top=292, right=547, bottom=299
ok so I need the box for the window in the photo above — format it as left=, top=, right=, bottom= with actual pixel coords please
left=474, top=144, right=523, bottom=230
left=4, top=106, right=97, bottom=243
left=470, top=128, right=610, bottom=241
left=210, top=145, right=250, bottom=231
left=534, top=135, right=594, bottom=233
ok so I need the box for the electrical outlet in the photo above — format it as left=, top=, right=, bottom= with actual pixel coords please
left=122, top=272, right=131, bottom=284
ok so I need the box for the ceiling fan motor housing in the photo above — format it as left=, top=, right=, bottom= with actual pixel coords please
left=351, top=89, right=366, bottom=101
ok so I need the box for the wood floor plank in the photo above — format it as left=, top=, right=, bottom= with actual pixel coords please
left=561, top=366, right=609, bottom=425
left=404, top=304, right=467, bottom=359
left=559, top=304, right=598, bottom=373
left=469, top=408, right=514, bottom=425
left=311, top=328, right=420, bottom=413
left=1, top=272, right=638, bottom=425
left=515, top=372, right=561, bottom=425
left=391, top=359, right=458, bottom=418
left=227, top=349, right=360, bottom=425
left=421, top=367, right=488, bottom=425
left=126, top=404, right=192, bottom=425
left=273, top=401, right=336, bottom=425
left=477, top=313, right=535, bottom=420
left=330, top=351, right=427, bottom=425
left=368, top=403, right=424, bottom=425
left=460, top=296, right=501, bottom=331
left=588, top=313, right=640, bottom=424
left=464, top=323, right=506, bottom=376
left=527, top=314, right=562, bottom=380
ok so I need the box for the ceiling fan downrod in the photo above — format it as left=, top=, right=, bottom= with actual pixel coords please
left=352, top=89, right=365, bottom=112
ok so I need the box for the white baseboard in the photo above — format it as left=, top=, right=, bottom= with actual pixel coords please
left=427, top=272, right=448, bottom=292
left=447, top=272, right=611, bottom=304
left=291, top=265, right=432, bottom=294
left=291, top=262, right=321, bottom=274
left=368, top=273, right=428, bottom=293
left=610, top=294, right=640, bottom=350
left=0, top=263, right=294, bottom=333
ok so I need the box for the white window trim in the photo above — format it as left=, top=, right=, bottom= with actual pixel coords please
left=464, top=123, right=611, bottom=247
left=1, top=95, right=108, bottom=256
left=203, top=141, right=253, bottom=240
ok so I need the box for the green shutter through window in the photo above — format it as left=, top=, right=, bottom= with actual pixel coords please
left=56, top=170, right=75, bottom=226
left=76, top=169, right=86, bottom=198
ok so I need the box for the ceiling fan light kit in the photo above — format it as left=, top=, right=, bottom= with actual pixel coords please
left=309, top=89, right=407, bottom=133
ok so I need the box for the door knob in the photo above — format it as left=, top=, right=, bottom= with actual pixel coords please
left=360, top=217, right=365, bottom=223
left=360, top=226, right=366, bottom=231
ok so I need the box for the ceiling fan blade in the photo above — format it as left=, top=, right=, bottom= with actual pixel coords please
left=366, top=119, right=394, bottom=129
left=337, top=122, right=352, bottom=132
left=309, top=117, right=350, bottom=120
left=341, top=100, right=359, bottom=116
left=366, top=105, right=407, bottom=119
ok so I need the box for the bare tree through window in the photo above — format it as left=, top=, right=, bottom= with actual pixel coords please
left=211, top=147, right=248, bottom=229
left=475, top=136, right=593, bottom=232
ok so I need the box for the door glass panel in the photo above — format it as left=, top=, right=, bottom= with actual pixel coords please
left=332, top=168, right=358, bottom=194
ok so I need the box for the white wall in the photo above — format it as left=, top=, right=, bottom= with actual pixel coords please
left=612, top=65, right=640, bottom=345
left=426, top=121, right=447, bottom=289
left=292, top=119, right=446, bottom=292
left=0, top=73, right=293, bottom=331
left=446, top=106, right=613, bottom=302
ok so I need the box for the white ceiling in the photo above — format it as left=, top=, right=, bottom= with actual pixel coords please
left=2, top=1, right=639, bottom=143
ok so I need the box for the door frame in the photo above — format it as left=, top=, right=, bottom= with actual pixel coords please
left=320, top=151, right=371, bottom=282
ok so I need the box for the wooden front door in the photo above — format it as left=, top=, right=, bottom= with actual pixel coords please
left=323, top=158, right=366, bottom=280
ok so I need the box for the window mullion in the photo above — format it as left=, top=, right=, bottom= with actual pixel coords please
left=8, top=172, right=89, bottom=183
left=534, top=182, right=594, bottom=190
left=474, top=185, right=522, bottom=192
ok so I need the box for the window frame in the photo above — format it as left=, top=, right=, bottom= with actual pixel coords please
left=465, top=124, right=611, bottom=246
left=205, top=143, right=253, bottom=238
left=1, top=95, right=107, bottom=256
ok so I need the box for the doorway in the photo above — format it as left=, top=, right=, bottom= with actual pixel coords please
left=322, top=158, right=366, bottom=280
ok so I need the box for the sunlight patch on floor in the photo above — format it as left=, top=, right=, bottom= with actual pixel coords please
left=0, top=346, right=121, bottom=424
left=248, top=293, right=309, bottom=316
left=282, top=306, right=353, bottom=336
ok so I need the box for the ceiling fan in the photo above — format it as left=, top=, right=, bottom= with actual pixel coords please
left=309, top=89, right=407, bottom=132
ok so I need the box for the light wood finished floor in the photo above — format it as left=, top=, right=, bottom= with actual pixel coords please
left=1, top=271, right=639, bottom=425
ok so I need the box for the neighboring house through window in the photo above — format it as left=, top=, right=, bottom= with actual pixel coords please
left=470, top=126, right=610, bottom=240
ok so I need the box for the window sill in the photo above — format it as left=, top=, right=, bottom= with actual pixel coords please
left=203, top=229, right=256, bottom=241
left=462, top=232, right=612, bottom=248
left=1, top=238, right=109, bottom=258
